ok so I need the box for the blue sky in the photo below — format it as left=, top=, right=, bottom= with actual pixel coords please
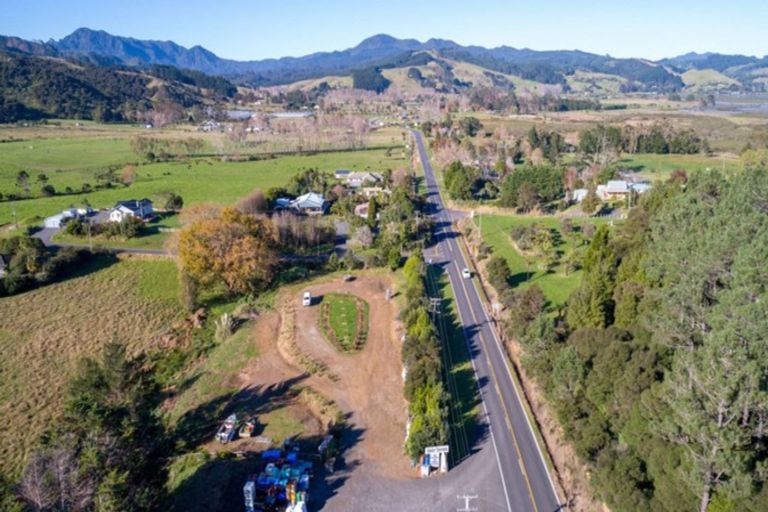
left=2, top=0, right=767, bottom=61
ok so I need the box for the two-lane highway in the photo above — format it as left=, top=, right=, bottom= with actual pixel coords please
left=414, top=130, right=561, bottom=512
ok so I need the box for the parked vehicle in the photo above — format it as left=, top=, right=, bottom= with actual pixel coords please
left=215, top=413, right=238, bottom=444
left=302, top=291, right=312, bottom=306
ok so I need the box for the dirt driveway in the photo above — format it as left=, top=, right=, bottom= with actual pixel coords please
left=292, top=275, right=410, bottom=480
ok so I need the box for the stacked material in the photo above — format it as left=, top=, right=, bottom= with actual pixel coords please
left=244, top=448, right=313, bottom=512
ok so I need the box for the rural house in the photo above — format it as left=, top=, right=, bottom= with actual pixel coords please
left=109, top=199, right=154, bottom=223
left=290, top=192, right=328, bottom=215
left=334, top=169, right=352, bottom=180
left=345, top=171, right=383, bottom=189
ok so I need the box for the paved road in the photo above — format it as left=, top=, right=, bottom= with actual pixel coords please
left=414, top=131, right=562, bottom=512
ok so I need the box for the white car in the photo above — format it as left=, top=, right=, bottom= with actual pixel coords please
left=302, top=291, right=312, bottom=306
left=462, top=268, right=472, bottom=279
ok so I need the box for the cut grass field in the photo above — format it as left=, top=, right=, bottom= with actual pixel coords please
left=614, top=152, right=743, bottom=180
left=475, top=214, right=615, bottom=306
left=0, top=146, right=406, bottom=226
left=0, top=257, right=182, bottom=476
left=318, top=292, right=369, bottom=352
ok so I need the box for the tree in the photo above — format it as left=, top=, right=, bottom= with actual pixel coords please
left=581, top=185, right=601, bottom=214
left=459, top=116, right=483, bottom=137
left=517, top=182, right=540, bottom=212
left=121, top=165, right=136, bottom=186
left=177, top=207, right=278, bottom=295
left=164, top=192, right=184, bottom=211
left=366, top=196, right=379, bottom=227
left=16, top=170, right=30, bottom=196
left=485, top=255, right=511, bottom=292
left=443, top=161, right=477, bottom=201
left=566, top=225, right=617, bottom=329
left=40, top=184, right=56, bottom=197
left=644, top=170, right=768, bottom=512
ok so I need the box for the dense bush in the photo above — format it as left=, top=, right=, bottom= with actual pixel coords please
left=0, top=236, right=97, bottom=296
left=498, top=165, right=565, bottom=209
left=401, top=251, right=449, bottom=459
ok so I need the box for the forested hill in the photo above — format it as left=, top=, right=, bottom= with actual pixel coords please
left=0, top=52, right=236, bottom=123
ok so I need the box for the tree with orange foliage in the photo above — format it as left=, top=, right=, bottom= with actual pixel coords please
left=177, top=207, right=278, bottom=295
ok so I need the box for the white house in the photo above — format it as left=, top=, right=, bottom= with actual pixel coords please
left=572, top=189, right=589, bottom=203
left=345, top=172, right=383, bottom=189
left=289, top=192, right=328, bottom=215
left=361, top=186, right=391, bottom=199
left=109, top=199, right=154, bottom=223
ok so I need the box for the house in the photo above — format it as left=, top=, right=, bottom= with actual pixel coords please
left=43, top=208, right=80, bottom=228
left=334, top=169, right=352, bottom=180
left=361, top=186, right=391, bottom=199
left=289, top=192, right=328, bottom=215
left=572, top=189, right=589, bottom=203
left=601, top=180, right=630, bottom=200
left=593, top=181, right=653, bottom=201
left=345, top=172, right=383, bottom=189
left=0, top=254, right=7, bottom=278
left=109, top=199, right=154, bottom=223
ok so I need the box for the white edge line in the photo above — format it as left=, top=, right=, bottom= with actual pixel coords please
left=414, top=129, right=561, bottom=508
left=445, top=262, right=513, bottom=512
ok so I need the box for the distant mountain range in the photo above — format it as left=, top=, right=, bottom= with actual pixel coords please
left=2, top=28, right=768, bottom=93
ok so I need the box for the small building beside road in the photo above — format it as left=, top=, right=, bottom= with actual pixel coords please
left=43, top=208, right=81, bottom=228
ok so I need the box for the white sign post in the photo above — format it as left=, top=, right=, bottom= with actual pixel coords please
left=425, top=445, right=450, bottom=474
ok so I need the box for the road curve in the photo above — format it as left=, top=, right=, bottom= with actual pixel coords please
left=414, top=130, right=562, bottom=512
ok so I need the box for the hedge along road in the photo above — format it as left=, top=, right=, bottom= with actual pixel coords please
left=413, top=130, right=562, bottom=512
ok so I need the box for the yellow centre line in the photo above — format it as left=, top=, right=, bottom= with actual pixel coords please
left=455, top=258, right=540, bottom=512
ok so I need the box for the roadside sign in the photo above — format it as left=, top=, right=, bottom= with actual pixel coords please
left=425, top=445, right=450, bottom=455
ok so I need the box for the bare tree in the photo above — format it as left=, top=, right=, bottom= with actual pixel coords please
left=236, top=188, right=268, bottom=214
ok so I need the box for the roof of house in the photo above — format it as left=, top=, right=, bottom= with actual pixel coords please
left=115, top=198, right=153, bottom=212
left=631, top=182, right=653, bottom=193
left=291, top=192, right=327, bottom=210
left=346, top=172, right=382, bottom=183
left=605, top=180, right=630, bottom=194
left=334, top=169, right=352, bottom=177
left=354, top=203, right=369, bottom=216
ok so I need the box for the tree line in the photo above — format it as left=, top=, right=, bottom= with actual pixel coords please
left=483, top=170, right=768, bottom=511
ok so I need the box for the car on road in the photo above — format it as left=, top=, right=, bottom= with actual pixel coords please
left=302, top=291, right=312, bottom=306
left=462, top=268, right=472, bottom=279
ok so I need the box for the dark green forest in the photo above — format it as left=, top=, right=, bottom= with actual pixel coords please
left=495, top=169, right=768, bottom=511
left=0, top=52, right=222, bottom=122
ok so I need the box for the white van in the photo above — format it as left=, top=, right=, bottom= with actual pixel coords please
left=302, top=291, right=312, bottom=306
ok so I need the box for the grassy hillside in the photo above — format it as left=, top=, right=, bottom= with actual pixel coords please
left=566, top=70, right=628, bottom=95
left=0, top=257, right=182, bottom=475
left=681, top=68, right=739, bottom=90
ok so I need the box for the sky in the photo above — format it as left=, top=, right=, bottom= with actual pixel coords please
left=2, top=0, right=767, bottom=61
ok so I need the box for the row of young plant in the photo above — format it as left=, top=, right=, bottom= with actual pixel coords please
left=400, top=250, right=450, bottom=460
